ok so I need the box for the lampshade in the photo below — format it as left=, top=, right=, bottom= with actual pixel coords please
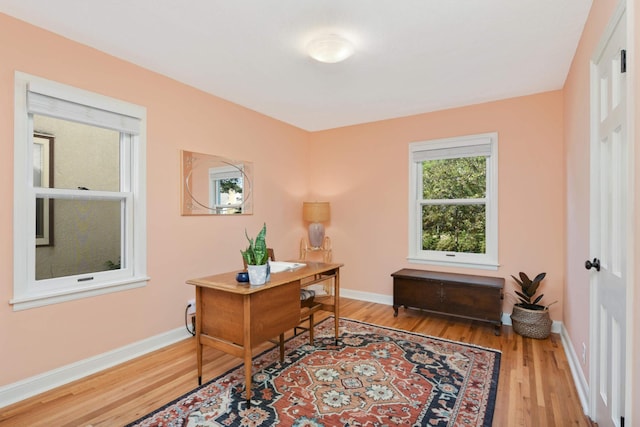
left=303, top=202, right=330, bottom=223
left=306, top=34, right=354, bottom=63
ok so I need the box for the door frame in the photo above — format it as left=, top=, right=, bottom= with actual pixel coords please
left=588, top=1, right=633, bottom=423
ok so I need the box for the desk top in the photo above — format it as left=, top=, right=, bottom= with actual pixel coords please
left=187, top=261, right=343, bottom=294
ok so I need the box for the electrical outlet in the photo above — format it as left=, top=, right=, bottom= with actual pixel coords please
left=582, top=342, right=587, bottom=365
left=187, top=298, right=196, bottom=315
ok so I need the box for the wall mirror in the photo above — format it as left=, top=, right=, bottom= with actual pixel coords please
left=181, top=150, right=253, bottom=215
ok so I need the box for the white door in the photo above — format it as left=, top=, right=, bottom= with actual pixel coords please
left=589, top=6, right=627, bottom=427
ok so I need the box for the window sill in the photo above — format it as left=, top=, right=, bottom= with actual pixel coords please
left=407, top=256, right=499, bottom=271
left=10, top=276, right=150, bottom=311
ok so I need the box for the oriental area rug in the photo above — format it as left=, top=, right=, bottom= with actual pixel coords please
left=128, top=317, right=500, bottom=427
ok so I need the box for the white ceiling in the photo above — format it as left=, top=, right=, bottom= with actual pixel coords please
left=0, top=0, right=593, bottom=131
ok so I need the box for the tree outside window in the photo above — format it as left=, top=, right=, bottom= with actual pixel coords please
left=421, top=156, right=486, bottom=253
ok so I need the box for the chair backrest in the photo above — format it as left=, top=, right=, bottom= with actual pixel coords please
left=242, top=248, right=275, bottom=270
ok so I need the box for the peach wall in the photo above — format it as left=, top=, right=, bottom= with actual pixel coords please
left=308, top=91, right=565, bottom=321
left=562, top=0, right=617, bottom=393
left=0, top=14, right=310, bottom=386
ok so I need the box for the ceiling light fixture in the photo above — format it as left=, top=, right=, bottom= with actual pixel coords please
left=307, top=34, right=354, bottom=63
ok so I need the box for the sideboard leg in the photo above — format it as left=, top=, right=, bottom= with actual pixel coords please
left=393, top=305, right=399, bottom=317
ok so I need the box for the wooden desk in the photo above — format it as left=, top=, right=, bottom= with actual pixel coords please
left=187, top=261, right=342, bottom=401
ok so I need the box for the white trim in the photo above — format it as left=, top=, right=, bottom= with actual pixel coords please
left=588, top=4, right=630, bottom=422
left=406, top=256, right=499, bottom=271
left=561, top=324, right=591, bottom=416
left=12, top=71, right=148, bottom=310
left=26, top=73, right=144, bottom=119
left=9, top=277, right=149, bottom=311
left=0, top=327, right=192, bottom=409
left=340, top=288, right=393, bottom=306
left=624, top=2, right=636, bottom=427
left=27, top=91, right=141, bottom=134
left=408, top=132, right=499, bottom=269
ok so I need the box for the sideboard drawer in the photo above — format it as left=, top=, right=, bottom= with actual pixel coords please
left=393, top=277, right=441, bottom=312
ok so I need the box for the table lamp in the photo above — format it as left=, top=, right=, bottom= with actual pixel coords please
left=303, top=201, right=330, bottom=248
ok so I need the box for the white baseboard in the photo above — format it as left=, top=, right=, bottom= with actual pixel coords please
left=560, top=324, right=590, bottom=415
left=0, top=327, right=192, bottom=409
left=341, top=288, right=393, bottom=306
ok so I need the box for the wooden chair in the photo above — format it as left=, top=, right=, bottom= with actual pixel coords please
left=242, top=249, right=322, bottom=361
left=241, top=248, right=276, bottom=270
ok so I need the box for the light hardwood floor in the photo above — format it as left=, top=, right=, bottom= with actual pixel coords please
left=0, top=298, right=594, bottom=426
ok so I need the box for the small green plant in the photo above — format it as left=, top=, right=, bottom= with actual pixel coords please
left=105, top=258, right=121, bottom=270
left=240, top=223, right=268, bottom=266
left=511, top=272, right=554, bottom=311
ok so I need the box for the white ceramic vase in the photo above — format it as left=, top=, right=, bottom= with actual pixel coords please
left=247, top=264, right=268, bottom=286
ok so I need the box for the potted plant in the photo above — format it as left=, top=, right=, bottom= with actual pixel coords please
left=510, top=272, right=555, bottom=339
left=240, top=223, right=269, bottom=285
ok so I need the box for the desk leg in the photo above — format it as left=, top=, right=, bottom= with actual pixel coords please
left=334, top=269, right=340, bottom=345
left=196, top=287, right=203, bottom=386
left=243, top=348, right=252, bottom=402
left=279, top=333, right=285, bottom=362
left=243, top=296, right=252, bottom=402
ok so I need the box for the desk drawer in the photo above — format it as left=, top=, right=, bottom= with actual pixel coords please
left=250, top=281, right=300, bottom=343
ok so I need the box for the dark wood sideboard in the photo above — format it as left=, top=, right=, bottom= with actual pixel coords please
left=391, top=269, right=504, bottom=335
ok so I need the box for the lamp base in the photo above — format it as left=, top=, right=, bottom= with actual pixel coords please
left=308, top=223, right=325, bottom=248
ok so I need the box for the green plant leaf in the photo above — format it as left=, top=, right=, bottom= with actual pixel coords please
left=515, top=291, right=531, bottom=303
left=533, top=272, right=547, bottom=283
left=512, top=271, right=547, bottom=308
left=242, top=223, right=268, bottom=265
left=511, top=275, right=523, bottom=286
left=518, top=272, right=532, bottom=285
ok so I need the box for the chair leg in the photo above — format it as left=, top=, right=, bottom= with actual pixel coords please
left=309, top=313, right=315, bottom=345
left=279, top=333, right=285, bottom=362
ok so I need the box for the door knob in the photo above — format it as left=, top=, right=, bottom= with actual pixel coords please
left=585, top=258, right=601, bottom=271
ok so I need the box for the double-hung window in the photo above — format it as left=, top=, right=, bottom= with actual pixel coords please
left=408, top=132, right=498, bottom=269
left=12, top=72, right=148, bottom=310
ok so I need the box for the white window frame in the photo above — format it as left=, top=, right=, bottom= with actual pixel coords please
left=408, top=132, right=499, bottom=270
left=208, top=164, right=244, bottom=211
left=11, top=72, right=148, bottom=311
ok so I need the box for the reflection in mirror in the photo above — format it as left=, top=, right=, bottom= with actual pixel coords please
left=181, top=150, right=253, bottom=215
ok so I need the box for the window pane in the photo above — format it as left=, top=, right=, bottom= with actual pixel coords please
left=33, top=115, right=120, bottom=192
left=35, top=199, right=122, bottom=280
left=35, top=198, right=46, bottom=238
left=422, top=157, right=486, bottom=199
left=214, top=177, right=244, bottom=214
left=421, top=204, right=486, bottom=253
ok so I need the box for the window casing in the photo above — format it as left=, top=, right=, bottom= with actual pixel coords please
left=12, top=72, right=148, bottom=310
left=408, top=132, right=498, bottom=270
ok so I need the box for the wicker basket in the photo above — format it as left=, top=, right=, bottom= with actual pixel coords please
left=510, top=305, right=552, bottom=339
